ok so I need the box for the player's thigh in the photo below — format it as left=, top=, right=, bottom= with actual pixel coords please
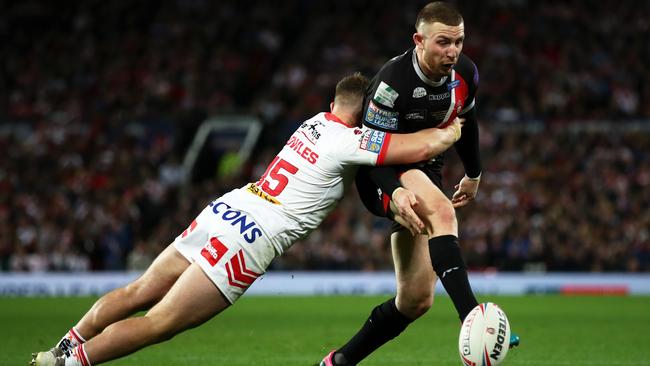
left=145, top=262, right=230, bottom=334
left=138, top=202, right=218, bottom=301
left=399, top=168, right=457, bottom=236
left=391, top=230, right=437, bottom=301
left=126, top=244, right=190, bottom=302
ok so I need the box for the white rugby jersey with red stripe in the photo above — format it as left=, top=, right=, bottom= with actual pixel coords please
left=235, top=111, right=391, bottom=255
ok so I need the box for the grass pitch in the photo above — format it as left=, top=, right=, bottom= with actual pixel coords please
left=1, top=295, right=649, bottom=365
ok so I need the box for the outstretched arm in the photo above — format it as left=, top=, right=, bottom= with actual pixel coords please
left=381, top=117, right=463, bottom=165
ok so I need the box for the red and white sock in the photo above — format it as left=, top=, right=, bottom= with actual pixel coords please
left=65, top=344, right=91, bottom=366
left=56, top=327, right=86, bottom=356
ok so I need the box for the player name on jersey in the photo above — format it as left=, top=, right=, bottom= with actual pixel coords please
left=285, top=135, right=319, bottom=164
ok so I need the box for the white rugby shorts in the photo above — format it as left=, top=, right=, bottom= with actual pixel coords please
left=173, top=191, right=276, bottom=304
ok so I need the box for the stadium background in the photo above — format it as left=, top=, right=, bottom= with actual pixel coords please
left=2, top=0, right=648, bottom=274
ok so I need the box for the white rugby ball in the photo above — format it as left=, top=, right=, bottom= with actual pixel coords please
left=458, top=302, right=511, bottom=366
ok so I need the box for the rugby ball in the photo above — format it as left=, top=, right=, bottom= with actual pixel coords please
left=458, top=302, right=511, bottom=366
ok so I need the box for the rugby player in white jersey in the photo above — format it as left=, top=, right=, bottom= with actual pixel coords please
left=31, top=73, right=464, bottom=366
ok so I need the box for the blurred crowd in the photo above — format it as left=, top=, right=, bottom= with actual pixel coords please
left=1, top=0, right=649, bottom=272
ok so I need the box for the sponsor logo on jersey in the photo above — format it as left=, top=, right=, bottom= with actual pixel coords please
left=209, top=201, right=264, bottom=243
left=365, top=101, right=398, bottom=130
left=430, top=110, right=448, bottom=123
left=246, top=183, right=281, bottom=205
left=412, top=87, right=427, bottom=98
left=429, top=91, right=450, bottom=101
left=359, top=129, right=386, bottom=154
left=405, top=110, right=426, bottom=121
left=447, top=80, right=460, bottom=90
left=373, top=81, right=399, bottom=108
left=298, top=121, right=323, bottom=144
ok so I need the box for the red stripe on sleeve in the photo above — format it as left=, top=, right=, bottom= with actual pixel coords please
left=441, top=73, right=470, bottom=128
left=453, top=73, right=469, bottom=120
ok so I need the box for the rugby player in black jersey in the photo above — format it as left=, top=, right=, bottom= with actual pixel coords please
left=321, top=2, right=519, bottom=365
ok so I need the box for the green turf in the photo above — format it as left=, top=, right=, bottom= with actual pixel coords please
left=1, top=295, right=649, bottom=365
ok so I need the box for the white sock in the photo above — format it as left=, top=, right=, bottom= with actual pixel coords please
left=66, top=344, right=91, bottom=366
left=56, top=327, right=86, bottom=356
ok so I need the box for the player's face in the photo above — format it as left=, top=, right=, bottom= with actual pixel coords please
left=414, top=22, right=465, bottom=79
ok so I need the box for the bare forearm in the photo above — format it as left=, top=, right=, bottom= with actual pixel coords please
left=384, top=125, right=458, bottom=165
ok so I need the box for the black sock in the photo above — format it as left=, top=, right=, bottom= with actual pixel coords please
left=335, top=298, right=413, bottom=365
left=428, top=235, right=478, bottom=322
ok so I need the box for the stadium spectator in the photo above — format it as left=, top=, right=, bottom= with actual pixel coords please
left=1, top=0, right=649, bottom=273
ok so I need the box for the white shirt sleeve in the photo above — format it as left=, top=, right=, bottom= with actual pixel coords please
left=328, top=126, right=392, bottom=166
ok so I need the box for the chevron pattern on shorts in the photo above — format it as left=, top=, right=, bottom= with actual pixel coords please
left=225, top=250, right=261, bottom=289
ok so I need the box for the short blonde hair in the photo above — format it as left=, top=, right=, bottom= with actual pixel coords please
left=334, top=72, right=369, bottom=111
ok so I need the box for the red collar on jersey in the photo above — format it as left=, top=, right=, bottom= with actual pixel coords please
left=324, top=112, right=353, bottom=128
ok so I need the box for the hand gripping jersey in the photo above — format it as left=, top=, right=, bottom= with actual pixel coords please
left=173, top=112, right=391, bottom=302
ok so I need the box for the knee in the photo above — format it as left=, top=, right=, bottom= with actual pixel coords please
left=437, top=203, right=457, bottom=226
left=122, top=281, right=141, bottom=298
left=119, top=282, right=148, bottom=310
left=89, top=283, right=144, bottom=324
left=424, top=203, right=457, bottom=238
left=123, top=277, right=165, bottom=310
left=397, top=291, right=434, bottom=319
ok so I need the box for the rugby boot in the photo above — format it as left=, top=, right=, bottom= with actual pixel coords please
left=31, top=348, right=64, bottom=360
left=319, top=350, right=336, bottom=366
left=510, top=332, right=520, bottom=348
left=30, top=351, right=64, bottom=366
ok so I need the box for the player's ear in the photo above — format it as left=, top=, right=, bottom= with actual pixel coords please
left=413, top=33, right=424, bottom=49
left=329, top=101, right=335, bottom=112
